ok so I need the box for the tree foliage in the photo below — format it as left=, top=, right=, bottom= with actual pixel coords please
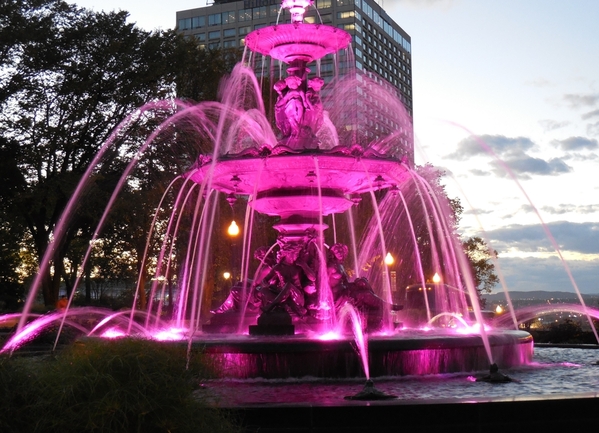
left=0, top=0, right=240, bottom=308
left=462, top=236, right=499, bottom=294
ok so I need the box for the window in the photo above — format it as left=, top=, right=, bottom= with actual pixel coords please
left=321, top=14, right=332, bottom=23
left=238, top=26, right=252, bottom=35
left=253, top=6, right=266, bottom=19
left=269, top=5, right=279, bottom=17
left=223, top=40, right=237, bottom=48
left=209, top=30, right=220, bottom=40
left=254, top=23, right=267, bottom=30
left=195, top=33, right=206, bottom=42
left=192, top=16, right=205, bottom=28
left=209, top=43, right=220, bottom=49
left=318, top=0, right=332, bottom=8
left=178, top=18, right=191, bottom=30
left=224, top=28, right=236, bottom=37
left=208, top=13, right=221, bottom=26
left=222, top=11, right=236, bottom=24
left=337, top=0, right=354, bottom=5
left=239, top=9, right=252, bottom=21
left=337, top=11, right=355, bottom=19
left=363, top=2, right=372, bottom=19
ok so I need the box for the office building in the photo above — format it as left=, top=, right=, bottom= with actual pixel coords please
left=176, top=0, right=413, bottom=145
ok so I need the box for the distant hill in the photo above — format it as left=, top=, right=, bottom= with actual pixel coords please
left=483, top=290, right=599, bottom=301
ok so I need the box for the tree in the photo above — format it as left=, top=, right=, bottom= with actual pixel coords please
left=0, top=1, right=176, bottom=306
left=462, top=236, right=499, bottom=303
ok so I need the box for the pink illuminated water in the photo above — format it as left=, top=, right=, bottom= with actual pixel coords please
left=197, top=347, right=599, bottom=406
left=338, top=303, right=370, bottom=379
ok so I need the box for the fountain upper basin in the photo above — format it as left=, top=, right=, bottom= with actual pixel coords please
left=245, top=23, right=352, bottom=63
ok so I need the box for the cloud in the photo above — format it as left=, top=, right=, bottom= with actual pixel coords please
left=539, top=119, right=569, bottom=132
left=538, top=204, right=599, bottom=215
left=587, top=121, right=599, bottom=137
left=582, top=109, right=599, bottom=120
left=447, top=135, right=572, bottom=179
left=563, top=93, right=599, bottom=108
left=553, top=136, right=598, bottom=151
left=561, top=152, right=599, bottom=162
left=446, top=135, right=535, bottom=160
left=493, top=256, right=599, bottom=293
left=469, top=168, right=491, bottom=176
left=490, top=155, right=571, bottom=179
left=518, top=203, right=599, bottom=215
left=525, top=78, right=553, bottom=88
left=485, top=221, right=599, bottom=255
left=463, top=208, right=493, bottom=215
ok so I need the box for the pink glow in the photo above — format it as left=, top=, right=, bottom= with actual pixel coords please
left=318, top=330, right=342, bottom=341
left=455, top=322, right=492, bottom=335
left=151, top=327, right=186, bottom=341
left=101, top=328, right=127, bottom=339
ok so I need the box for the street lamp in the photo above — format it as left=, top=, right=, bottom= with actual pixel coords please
left=227, top=220, right=240, bottom=237
left=227, top=220, right=240, bottom=283
left=384, top=252, right=394, bottom=266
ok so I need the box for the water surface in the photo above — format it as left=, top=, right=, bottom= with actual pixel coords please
left=200, top=347, right=599, bottom=406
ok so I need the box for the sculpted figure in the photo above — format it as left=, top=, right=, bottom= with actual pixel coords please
left=256, top=244, right=312, bottom=316
left=210, top=246, right=275, bottom=315
left=282, top=75, right=306, bottom=136
left=274, top=79, right=291, bottom=136
left=274, top=75, right=307, bottom=140
left=326, top=243, right=351, bottom=309
left=304, top=77, right=324, bottom=134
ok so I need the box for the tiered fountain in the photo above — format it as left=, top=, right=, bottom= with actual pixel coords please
left=1, top=0, right=532, bottom=379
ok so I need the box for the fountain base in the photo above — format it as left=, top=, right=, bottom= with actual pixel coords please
left=194, top=330, right=533, bottom=379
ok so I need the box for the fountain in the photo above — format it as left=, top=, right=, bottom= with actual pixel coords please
left=1, top=0, right=533, bottom=381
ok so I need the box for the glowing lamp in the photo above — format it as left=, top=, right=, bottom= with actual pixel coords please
left=223, top=272, right=231, bottom=280
left=495, top=305, right=503, bottom=314
left=384, top=252, right=394, bottom=265
left=227, top=220, right=240, bottom=236
left=432, top=273, right=441, bottom=284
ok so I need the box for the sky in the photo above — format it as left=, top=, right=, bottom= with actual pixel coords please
left=66, top=0, right=599, bottom=294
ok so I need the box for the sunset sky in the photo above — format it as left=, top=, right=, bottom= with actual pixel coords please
left=67, top=0, right=599, bottom=294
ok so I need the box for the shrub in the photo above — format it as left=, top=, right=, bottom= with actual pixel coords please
left=0, top=339, right=239, bottom=433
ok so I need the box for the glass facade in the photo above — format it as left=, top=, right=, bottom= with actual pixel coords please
left=176, top=0, right=413, bottom=118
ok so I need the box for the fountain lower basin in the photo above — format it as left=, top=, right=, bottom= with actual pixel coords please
left=193, top=330, right=532, bottom=379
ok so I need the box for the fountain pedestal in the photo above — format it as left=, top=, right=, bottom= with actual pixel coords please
left=249, top=309, right=295, bottom=336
